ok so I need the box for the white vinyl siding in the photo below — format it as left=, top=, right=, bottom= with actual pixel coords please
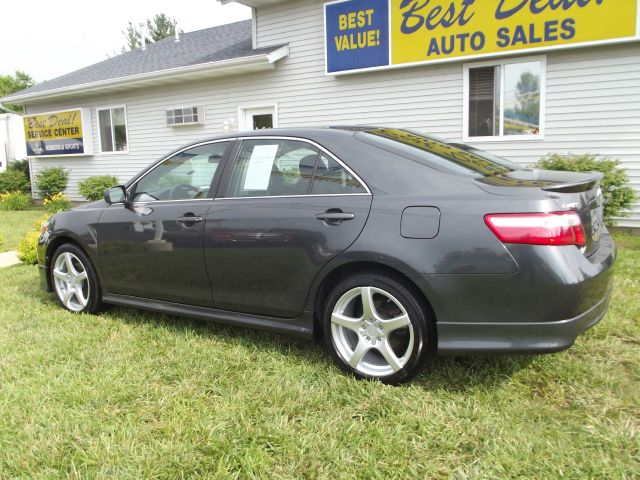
left=26, top=0, right=640, bottom=227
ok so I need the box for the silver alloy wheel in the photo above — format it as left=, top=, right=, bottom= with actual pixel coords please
left=53, top=252, right=90, bottom=312
left=330, top=286, right=415, bottom=377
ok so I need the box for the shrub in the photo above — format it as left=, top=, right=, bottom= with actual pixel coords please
left=0, top=191, right=32, bottom=211
left=35, top=167, right=69, bottom=199
left=79, top=175, right=119, bottom=201
left=17, top=230, right=40, bottom=265
left=34, top=214, right=51, bottom=231
left=16, top=216, right=51, bottom=265
left=535, top=153, right=636, bottom=226
left=43, top=193, right=71, bottom=213
left=7, top=159, right=31, bottom=178
left=0, top=169, right=30, bottom=194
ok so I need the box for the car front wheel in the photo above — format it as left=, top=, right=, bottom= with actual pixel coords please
left=323, top=272, right=434, bottom=384
left=51, top=244, right=102, bottom=313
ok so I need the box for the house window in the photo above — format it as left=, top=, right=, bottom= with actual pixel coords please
left=98, top=107, right=128, bottom=152
left=465, top=58, right=545, bottom=140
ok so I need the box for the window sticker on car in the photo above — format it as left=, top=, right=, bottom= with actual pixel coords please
left=244, top=144, right=279, bottom=190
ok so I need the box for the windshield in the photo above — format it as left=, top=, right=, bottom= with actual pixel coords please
left=357, top=128, right=521, bottom=177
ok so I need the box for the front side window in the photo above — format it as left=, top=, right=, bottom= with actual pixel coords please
left=466, top=59, right=544, bottom=140
left=98, top=107, right=128, bottom=152
left=226, top=139, right=367, bottom=198
left=132, top=142, right=229, bottom=202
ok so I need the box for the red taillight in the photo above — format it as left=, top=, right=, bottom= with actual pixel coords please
left=484, top=212, right=586, bottom=247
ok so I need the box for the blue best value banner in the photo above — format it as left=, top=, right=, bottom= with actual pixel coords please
left=325, top=0, right=390, bottom=74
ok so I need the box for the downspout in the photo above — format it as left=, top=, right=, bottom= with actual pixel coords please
left=1, top=115, right=8, bottom=171
left=251, top=7, right=258, bottom=49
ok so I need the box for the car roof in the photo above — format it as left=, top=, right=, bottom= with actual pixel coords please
left=186, top=126, right=388, bottom=145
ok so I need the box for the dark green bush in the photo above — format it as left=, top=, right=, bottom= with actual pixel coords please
left=78, top=175, right=119, bottom=201
left=7, top=159, right=30, bottom=178
left=35, top=167, right=69, bottom=200
left=535, top=153, right=636, bottom=226
left=0, top=169, right=30, bottom=193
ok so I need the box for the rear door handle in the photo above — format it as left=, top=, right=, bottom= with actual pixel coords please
left=316, top=212, right=355, bottom=221
left=176, top=215, right=204, bottom=225
left=315, top=211, right=355, bottom=223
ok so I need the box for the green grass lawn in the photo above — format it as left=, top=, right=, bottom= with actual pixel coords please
left=0, top=235, right=638, bottom=478
left=0, top=208, right=47, bottom=252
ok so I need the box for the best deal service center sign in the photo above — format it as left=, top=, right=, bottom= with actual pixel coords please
left=23, top=109, right=93, bottom=157
left=325, top=0, right=640, bottom=74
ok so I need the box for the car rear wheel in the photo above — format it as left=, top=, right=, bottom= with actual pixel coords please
left=323, top=272, right=434, bottom=384
left=51, top=244, right=102, bottom=313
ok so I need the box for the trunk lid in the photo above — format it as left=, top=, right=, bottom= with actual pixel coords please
left=475, top=169, right=605, bottom=256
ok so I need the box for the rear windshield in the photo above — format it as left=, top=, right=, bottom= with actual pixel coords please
left=355, top=128, right=521, bottom=177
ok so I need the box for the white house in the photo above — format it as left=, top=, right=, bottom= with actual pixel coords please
left=1, top=0, right=639, bottom=227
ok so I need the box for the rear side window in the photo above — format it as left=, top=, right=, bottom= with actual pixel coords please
left=311, top=154, right=367, bottom=195
left=225, top=139, right=367, bottom=198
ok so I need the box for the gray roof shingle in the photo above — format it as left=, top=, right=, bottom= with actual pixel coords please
left=7, top=20, right=281, bottom=100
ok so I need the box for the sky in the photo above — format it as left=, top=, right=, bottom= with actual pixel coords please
left=0, top=0, right=252, bottom=82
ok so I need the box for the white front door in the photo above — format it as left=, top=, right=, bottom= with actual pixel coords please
left=240, top=106, right=277, bottom=130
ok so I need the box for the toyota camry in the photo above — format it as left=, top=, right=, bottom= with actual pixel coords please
left=37, top=127, right=615, bottom=384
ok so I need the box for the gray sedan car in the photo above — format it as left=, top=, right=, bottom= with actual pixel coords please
left=38, top=127, right=615, bottom=384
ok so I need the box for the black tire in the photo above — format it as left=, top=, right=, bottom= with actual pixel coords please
left=322, top=271, right=435, bottom=385
left=50, top=243, right=103, bottom=314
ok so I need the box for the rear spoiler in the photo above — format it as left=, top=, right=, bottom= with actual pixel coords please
left=540, top=172, right=603, bottom=193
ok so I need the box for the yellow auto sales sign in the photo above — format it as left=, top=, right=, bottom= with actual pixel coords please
left=24, top=109, right=91, bottom=156
left=325, top=0, right=639, bottom=73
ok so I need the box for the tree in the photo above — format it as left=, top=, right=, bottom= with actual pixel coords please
left=147, top=14, right=178, bottom=42
left=121, top=14, right=181, bottom=52
left=514, top=71, right=540, bottom=125
left=0, top=71, right=36, bottom=113
left=123, top=22, right=146, bottom=51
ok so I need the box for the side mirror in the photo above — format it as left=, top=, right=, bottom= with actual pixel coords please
left=104, top=185, right=128, bottom=205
